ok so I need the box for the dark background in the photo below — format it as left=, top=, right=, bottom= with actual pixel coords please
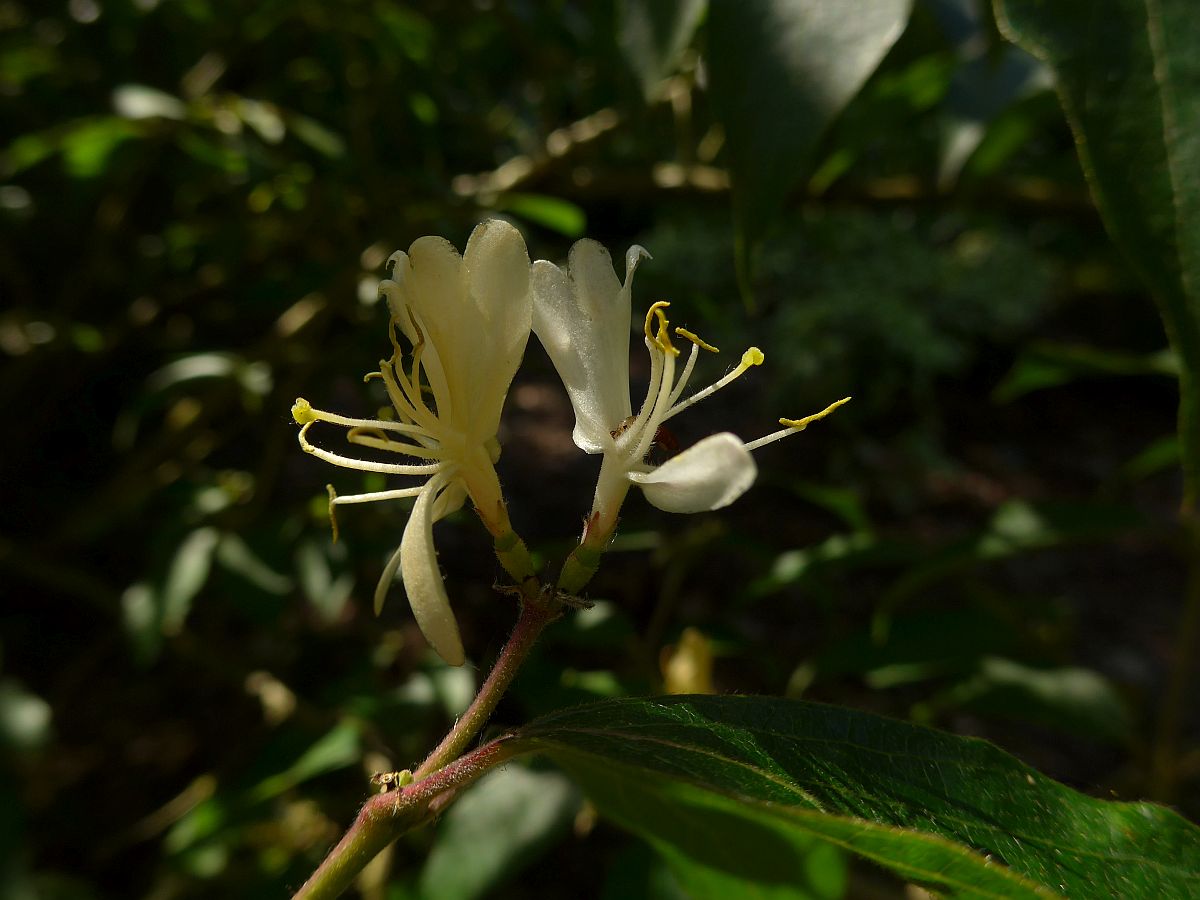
left=1, top=1, right=1194, bottom=897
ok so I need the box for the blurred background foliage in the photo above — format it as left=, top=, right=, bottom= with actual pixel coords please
left=1, top=0, right=1195, bottom=897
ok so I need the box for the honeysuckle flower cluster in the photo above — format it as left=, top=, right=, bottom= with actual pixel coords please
left=293, top=220, right=846, bottom=665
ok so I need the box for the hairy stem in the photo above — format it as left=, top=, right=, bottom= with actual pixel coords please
left=292, top=574, right=561, bottom=899
left=291, top=738, right=522, bottom=900
left=415, top=589, right=560, bottom=778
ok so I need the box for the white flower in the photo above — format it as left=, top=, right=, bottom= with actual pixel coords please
left=532, top=239, right=848, bottom=549
left=292, top=219, right=532, bottom=666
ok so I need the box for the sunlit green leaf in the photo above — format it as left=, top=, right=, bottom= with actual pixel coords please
left=248, top=721, right=361, bottom=803
left=494, top=193, right=587, bottom=239
left=61, top=118, right=142, bottom=177
left=515, top=696, right=1200, bottom=896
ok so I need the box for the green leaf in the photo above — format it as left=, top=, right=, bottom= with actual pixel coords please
left=874, top=500, right=1145, bottom=631
left=494, top=193, right=587, bottom=239
left=514, top=695, right=1200, bottom=897
left=617, top=0, right=707, bottom=100
left=993, top=340, right=1178, bottom=403
left=920, top=657, right=1134, bottom=744
left=161, top=527, right=220, bottom=636
left=996, top=0, right=1200, bottom=510
left=418, top=765, right=581, bottom=900
left=706, top=0, right=912, bottom=305
left=247, top=721, right=361, bottom=803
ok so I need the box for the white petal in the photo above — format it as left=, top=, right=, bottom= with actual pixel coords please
left=462, top=220, right=532, bottom=435
left=628, top=432, right=757, bottom=513
left=400, top=478, right=466, bottom=666
left=395, top=238, right=464, bottom=419
left=531, top=240, right=643, bottom=453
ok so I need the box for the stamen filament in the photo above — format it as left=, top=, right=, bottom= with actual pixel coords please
left=663, top=346, right=764, bottom=421
left=666, top=341, right=701, bottom=410
left=628, top=334, right=666, bottom=447
left=630, top=346, right=677, bottom=462
left=778, top=396, right=852, bottom=430
left=645, top=302, right=679, bottom=356
left=675, top=327, right=718, bottom=353
left=331, top=486, right=428, bottom=504
left=379, top=360, right=441, bottom=435
left=743, top=397, right=851, bottom=451
left=347, top=430, right=444, bottom=460
left=299, top=422, right=444, bottom=475
left=292, top=399, right=434, bottom=439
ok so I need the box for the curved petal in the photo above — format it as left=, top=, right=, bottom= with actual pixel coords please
left=400, top=477, right=466, bottom=666
left=532, top=240, right=649, bottom=453
left=462, top=219, right=532, bottom=436
left=628, top=432, right=757, bottom=513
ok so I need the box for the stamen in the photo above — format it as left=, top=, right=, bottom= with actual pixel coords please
left=630, top=344, right=677, bottom=463
left=292, top=398, right=320, bottom=425
left=643, top=301, right=679, bottom=357
left=675, top=327, right=718, bottom=353
left=327, top=484, right=340, bottom=542
left=631, top=333, right=666, bottom=433
left=331, top=485, right=428, bottom=504
left=743, top=397, right=851, bottom=452
left=292, top=398, right=435, bottom=439
left=663, top=346, right=765, bottom=421
left=347, top=429, right=443, bottom=460
left=407, top=309, right=426, bottom=396
left=299, top=421, right=444, bottom=475
left=667, top=342, right=701, bottom=410
left=379, top=360, right=441, bottom=435
left=778, top=396, right=852, bottom=430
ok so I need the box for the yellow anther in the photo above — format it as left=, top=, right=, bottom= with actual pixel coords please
left=643, top=301, right=679, bottom=356
left=326, top=484, right=341, bottom=542
left=675, top=327, right=718, bottom=353
left=740, top=347, right=765, bottom=369
left=779, top=396, right=852, bottom=431
left=292, top=398, right=320, bottom=425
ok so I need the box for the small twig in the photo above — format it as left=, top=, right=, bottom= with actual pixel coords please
left=291, top=737, right=523, bottom=900
left=292, top=578, right=562, bottom=899
left=414, top=587, right=560, bottom=779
